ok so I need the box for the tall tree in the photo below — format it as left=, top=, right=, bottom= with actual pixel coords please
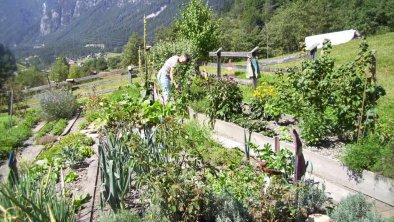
left=0, top=43, right=17, bottom=89
left=121, top=33, right=143, bottom=67
left=49, top=56, right=69, bottom=82
left=175, top=0, right=220, bottom=62
left=68, top=65, right=83, bottom=79
left=15, top=66, right=46, bottom=88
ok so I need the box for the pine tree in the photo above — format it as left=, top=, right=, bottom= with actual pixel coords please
left=121, top=33, right=143, bottom=67
left=0, top=43, right=17, bottom=89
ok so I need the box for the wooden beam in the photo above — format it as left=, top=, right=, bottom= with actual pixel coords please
left=208, top=47, right=222, bottom=57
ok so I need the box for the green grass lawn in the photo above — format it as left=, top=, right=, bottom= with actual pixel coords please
left=107, top=52, right=122, bottom=58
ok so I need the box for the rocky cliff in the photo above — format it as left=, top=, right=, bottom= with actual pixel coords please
left=39, top=0, right=145, bottom=36
left=0, top=0, right=228, bottom=58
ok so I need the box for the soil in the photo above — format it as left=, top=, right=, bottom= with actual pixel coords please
left=253, top=114, right=345, bottom=161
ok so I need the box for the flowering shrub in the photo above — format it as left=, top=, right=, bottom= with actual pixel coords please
left=253, top=82, right=277, bottom=102
left=250, top=82, right=282, bottom=121
left=39, top=88, right=78, bottom=120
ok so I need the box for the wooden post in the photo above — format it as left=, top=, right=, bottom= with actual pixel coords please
left=307, top=43, right=318, bottom=60
left=127, top=66, right=133, bottom=84
left=9, top=89, right=13, bottom=123
left=370, top=54, right=377, bottom=105
left=215, top=48, right=222, bottom=78
left=46, top=72, right=51, bottom=89
left=274, top=136, right=280, bottom=152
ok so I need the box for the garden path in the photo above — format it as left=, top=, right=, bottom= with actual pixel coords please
left=0, top=121, right=46, bottom=181
left=213, top=134, right=394, bottom=218
left=72, top=121, right=102, bottom=222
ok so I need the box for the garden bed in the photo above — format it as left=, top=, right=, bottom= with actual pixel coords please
left=189, top=108, right=394, bottom=206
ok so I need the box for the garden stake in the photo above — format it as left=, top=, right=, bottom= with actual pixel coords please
left=274, top=136, right=280, bottom=152
left=90, top=153, right=100, bottom=222
left=244, top=129, right=251, bottom=160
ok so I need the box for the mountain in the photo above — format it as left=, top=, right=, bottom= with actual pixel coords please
left=0, top=0, right=229, bottom=61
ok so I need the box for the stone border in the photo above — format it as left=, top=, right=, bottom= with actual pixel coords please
left=61, top=111, right=81, bottom=136
left=189, top=110, right=394, bottom=206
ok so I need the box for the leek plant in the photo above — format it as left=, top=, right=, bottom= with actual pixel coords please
left=0, top=168, right=74, bottom=222
left=99, top=129, right=133, bottom=212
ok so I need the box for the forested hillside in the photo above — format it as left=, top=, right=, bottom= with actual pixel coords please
left=217, top=0, right=394, bottom=56
left=0, top=0, right=229, bottom=64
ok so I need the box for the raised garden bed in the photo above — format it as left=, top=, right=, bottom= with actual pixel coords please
left=189, top=108, right=394, bottom=206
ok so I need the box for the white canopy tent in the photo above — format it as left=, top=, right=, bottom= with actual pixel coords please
left=305, top=29, right=361, bottom=50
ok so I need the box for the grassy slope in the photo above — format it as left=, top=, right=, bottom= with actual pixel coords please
left=329, top=33, right=394, bottom=126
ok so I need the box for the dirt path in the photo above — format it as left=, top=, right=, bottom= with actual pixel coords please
left=75, top=132, right=100, bottom=222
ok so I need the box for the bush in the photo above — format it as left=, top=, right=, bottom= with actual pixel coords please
left=342, top=136, right=394, bottom=178
left=0, top=123, right=31, bottom=158
left=68, top=65, right=85, bottom=79
left=213, top=192, right=252, bottom=222
left=51, top=118, right=68, bottom=135
left=371, top=142, right=394, bottom=178
left=298, top=179, right=329, bottom=215
left=151, top=39, right=198, bottom=115
left=274, top=40, right=385, bottom=144
left=207, top=79, right=243, bottom=123
left=151, top=39, right=198, bottom=75
left=39, top=88, right=78, bottom=120
left=251, top=82, right=282, bottom=121
left=330, top=194, right=383, bottom=222
left=23, top=109, right=41, bottom=128
left=0, top=111, right=41, bottom=158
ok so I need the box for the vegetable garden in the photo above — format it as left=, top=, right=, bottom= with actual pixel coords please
left=0, top=36, right=391, bottom=221
left=0, top=2, right=393, bottom=220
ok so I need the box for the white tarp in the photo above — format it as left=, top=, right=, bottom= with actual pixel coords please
left=305, top=29, right=361, bottom=49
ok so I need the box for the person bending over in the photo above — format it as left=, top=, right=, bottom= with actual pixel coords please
left=157, top=54, right=190, bottom=102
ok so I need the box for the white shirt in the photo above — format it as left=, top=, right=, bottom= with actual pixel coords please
left=158, top=55, right=179, bottom=76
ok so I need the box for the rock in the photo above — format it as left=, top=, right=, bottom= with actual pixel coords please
left=306, top=214, right=331, bottom=222
left=35, top=159, right=47, bottom=166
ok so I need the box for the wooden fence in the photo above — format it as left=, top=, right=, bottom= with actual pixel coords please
left=208, top=46, right=317, bottom=76
left=1, top=67, right=141, bottom=112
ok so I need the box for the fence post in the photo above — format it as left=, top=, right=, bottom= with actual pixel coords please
left=45, top=72, right=51, bottom=89
left=127, top=66, right=133, bottom=84
left=215, top=48, right=222, bottom=78
left=8, top=89, right=13, bottom=124
left=308, top=43, right=318, bottom=60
